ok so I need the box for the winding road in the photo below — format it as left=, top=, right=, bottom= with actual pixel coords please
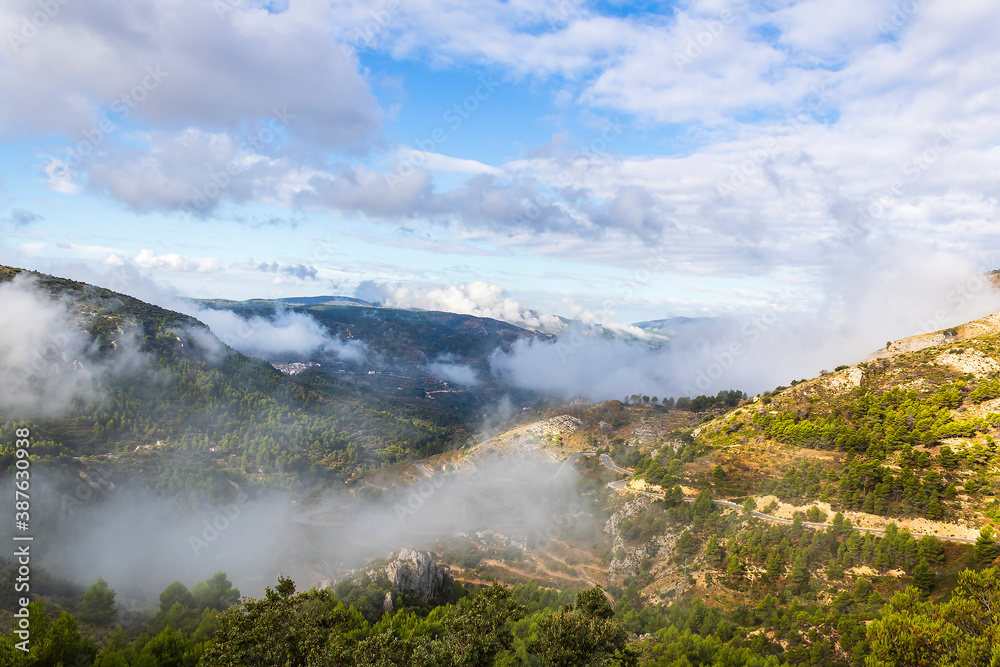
left=410, top=453, right=979, bottom=545
left=582, top=452, right=979, bottom=545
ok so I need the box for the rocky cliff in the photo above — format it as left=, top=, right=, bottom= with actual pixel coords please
left=380, top=549, right=453, bottom=602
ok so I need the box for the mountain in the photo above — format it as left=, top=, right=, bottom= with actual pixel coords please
left=413, top=307, right=1000, bottom=664
left=4, top=265, right=1000, bottom=666
left=202, top=297, right=543, bottom=363
left=202, top=295, right=375, bottom=308
left=630, top=316, right=717, bottom=336
left=197, top=298, right=548, bottom=416
left=0, top=266, right=468, bottom=493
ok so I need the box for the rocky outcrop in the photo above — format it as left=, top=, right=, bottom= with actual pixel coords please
left=382, top=549, right=453, bottom=602
left=605, top=498, right=677, bottom=581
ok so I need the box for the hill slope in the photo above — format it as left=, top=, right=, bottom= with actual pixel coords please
left=0, top=266, right=466, bottom=498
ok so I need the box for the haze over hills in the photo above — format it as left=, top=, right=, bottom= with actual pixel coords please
left=3, top=264, right=1000, bottom=665
left=8, top=1, right=1000, bottom=662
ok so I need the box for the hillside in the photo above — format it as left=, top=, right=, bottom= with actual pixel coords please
left=200, top=297, right=543, bottom=365
left=196, top=297, right=547, bottom=421
left=4, top=267, right=1000, bottom=665
left=400, top=312, right=1000, bottom=665
left=0, top=266, right=468, bottom=499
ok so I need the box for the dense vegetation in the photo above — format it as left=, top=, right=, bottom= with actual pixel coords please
left=1, top=571, right=639, bottom=666
left=624, top=390, right=748, bottom=413
left=756, top=382, right=1000, bottom=455
left=5, top=537, right=998, bottom=666
left=4, top=267, right=1000, bottom=665
left=0, top=268, right=469, bottom=503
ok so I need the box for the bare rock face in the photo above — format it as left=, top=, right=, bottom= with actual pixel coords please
left=383, top=549, right=452, bottom=602
left=382, top=591, right=394, bottom=613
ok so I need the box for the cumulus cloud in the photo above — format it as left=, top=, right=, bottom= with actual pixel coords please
left=255, top=262, right=318, bottom=281
left=0, top=275, right=147, bottom=418
left=355, top=280, right=564, bottom=330
left=133, top=249, right=221, bottom=273
left=0, top=0, right=380, bottom=149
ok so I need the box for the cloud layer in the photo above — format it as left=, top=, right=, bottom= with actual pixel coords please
left=0, top=275, right=147, bottom=418
left=190, top=307, right=368, bottom=362
left=493, top=248, right=1000, bottom=401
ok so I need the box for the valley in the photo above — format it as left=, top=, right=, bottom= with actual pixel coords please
left=2, top=265, right=1000, bottom=666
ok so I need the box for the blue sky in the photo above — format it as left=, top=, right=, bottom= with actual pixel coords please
left=2, top=0, right=1000, bottom=333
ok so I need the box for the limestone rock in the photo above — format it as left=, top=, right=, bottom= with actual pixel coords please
left=383, top=549, right=452, bottom=602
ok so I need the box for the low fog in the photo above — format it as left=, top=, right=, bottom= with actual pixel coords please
left=492, top=248, right=1000, bottom=401
left=6, top=247, right=1000, bottom=610
left=2, top=453, right=584, bottom=608
left=426, top=357, right=480, bottom=386
left=0, top=275, right=148, bottom=418
left=17, top=262, right=369, bottom=364
left=188, top=306, right=367, bottom=363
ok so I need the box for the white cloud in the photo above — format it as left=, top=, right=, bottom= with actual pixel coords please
left=492, top=246, right=1000, bottom=401
left=7, top=0, right=1000, bottom=330
left=133, top=249, right=220, bottom=273
left=188, top=307, right=368, bottom=362
left=426, top=359, right=479, bottom=386
left=356, top=280, right=565, bottom=329
left=0, top=0, right=380, bottom=149
left=0, top=275, right=148, bottom=418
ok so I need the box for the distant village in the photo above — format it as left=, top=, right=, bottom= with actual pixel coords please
left=270, top=361, right=322, bottom=375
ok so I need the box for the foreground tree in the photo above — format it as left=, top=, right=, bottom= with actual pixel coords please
left=976, top=526, right=998, bottom=565
left=201, top=576, right=365, bottom=666
left=527, top=586, right=637, bottom=667
left=0, top=600, right=97, bottom=666
left=202, top=576, right=527, bottom=666
left=77, top=577, right=117, bottom=626
left=867, top=567, right=1000, bottom=666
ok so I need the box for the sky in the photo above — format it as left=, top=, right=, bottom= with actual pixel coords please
left=2, top=0, right=1000, bottom=331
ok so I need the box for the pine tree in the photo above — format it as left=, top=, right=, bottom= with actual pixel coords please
left=76, top=578, right=117, bottom=627
left=705, top=534, right=724, bottom=568
left=912, top=558, right=935, bottom=595
left=676, top=530, right=697, bottom=558
left=766, top=552, right=785, bottom=580
left=726, top=554, right=743, bottom=580
left=976, top=526, right=998, bottom=565
left=791, top=554, right=810, bottom=590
